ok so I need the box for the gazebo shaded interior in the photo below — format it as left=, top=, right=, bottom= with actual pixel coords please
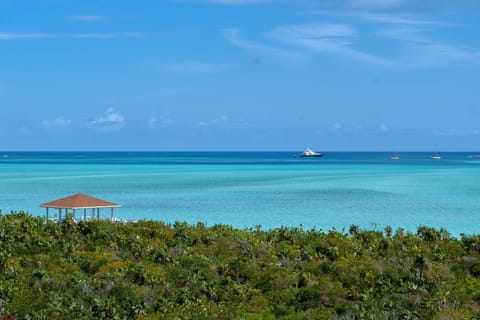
left=40, top=193, right=121, bottom=222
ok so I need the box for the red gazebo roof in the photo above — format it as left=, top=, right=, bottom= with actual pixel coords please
left=40, top=193, right=121, bottom=209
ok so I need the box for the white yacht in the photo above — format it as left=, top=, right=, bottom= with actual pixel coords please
left=431, top=154, right=441, bottom=160
left=301, top=148, right=323, bottom=158
left=390, top=154, right=400, bottom=160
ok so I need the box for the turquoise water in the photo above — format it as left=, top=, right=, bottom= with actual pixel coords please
left=1, top=152, right=480, bottom=236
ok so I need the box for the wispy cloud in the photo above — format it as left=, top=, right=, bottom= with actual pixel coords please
left=87, top=108, right=125, bottom=131
left=148, top=117, right=159, bottom=127
left=159, top=62, right=232, bottom=74
left=375, top=26, right=431, bottom=43
left=327, top=122, right=365, bottom=134
left=148, top=114, right=173, bottom=128
left=222, top=28, right=307, bottom=64
left=354, top=12, right=439, bottom=25
left=329, top=122, right=343, bottom=133
left=68, top=14, right=109, bottom=22
left=343, top=0, right=480, bottom=9
left=266, top=23, right=393, bottom=66
left=199, top=115, right=230, bottom=127
left=376, top=26, right=480, bottom=67
left=434, top=129, right=480, bottom=136
left=0, top=32, right=143, bottom=40
left=228, top=15, right=479, bottom=69
left=379, top=123, right=389, bottom=133
left=41, top=117, right=71, bottom=130
left=0, top=32, right=51, bottom=40
left=347, top=0, right=408, bottom=8
left=403, top=43, right=480, bottom=67
left=224, top=20, right=479, bottom=69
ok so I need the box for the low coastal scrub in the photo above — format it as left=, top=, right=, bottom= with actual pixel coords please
left=1, top=212, right=480, bottom=319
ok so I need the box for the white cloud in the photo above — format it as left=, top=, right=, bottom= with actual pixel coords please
left=379, top=123, right=389, bottom=132
left=217, top=1, right=477, bottom=69
left=343, top=0, right=479, bottom=9
left=355, top=13, right=439, bottom=25
left=329, top=122, right=343, bottom=133
left=255, top=20, right=479, bottom=68
left=88, top=108, right=125, bottom=131
left=68, top=14, right=108, bottom=22
left=148, top=117, right=159, bottom=127
left=0, top=32, right=143, bottom=40
left=148, top=115, right=173, bottom=127
left=375, top=26, right=428, bottom=43
left=199, top=115, right=230, bottom=127
left=267, top=23, right=356, bottom=52
left=377, top=27, right=480, bottom=68
left=404, top=44, right=479, bottom=67
left=222, top=29, right=308, bottom=64
left=328, top=122, right=366, bottom=134
left=41, top=117, right=71, bottom=130
left=267, top=23, right=393, bottom=66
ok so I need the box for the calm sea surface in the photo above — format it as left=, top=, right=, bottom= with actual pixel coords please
left=1, top=152, right=479, bottom=236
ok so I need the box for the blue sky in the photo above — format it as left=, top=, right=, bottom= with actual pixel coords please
left=1, top=0, right=480, bottom=151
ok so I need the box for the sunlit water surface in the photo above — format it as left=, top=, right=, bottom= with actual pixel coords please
left=1, top=152, right=479, bottom=236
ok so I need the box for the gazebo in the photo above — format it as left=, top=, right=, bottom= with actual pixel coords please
left=40, top=193, right=121, bottom=222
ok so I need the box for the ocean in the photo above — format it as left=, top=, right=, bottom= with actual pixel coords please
left=1, top=152, right=479, bottom=236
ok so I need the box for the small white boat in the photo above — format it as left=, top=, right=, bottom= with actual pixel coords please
left=301, top=148, right=323, bottom=158
left=390, top=153, right=400, bottom=160
left=431, top=154, right=441, bottom=160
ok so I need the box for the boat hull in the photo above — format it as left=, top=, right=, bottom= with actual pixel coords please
left=301, top=154, right=323, bottom=158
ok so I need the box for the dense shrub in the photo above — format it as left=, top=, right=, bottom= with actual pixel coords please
left=0, top=212, right=479, bottom=319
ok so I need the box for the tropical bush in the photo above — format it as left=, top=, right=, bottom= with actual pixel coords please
left=0, top=212, right=479, bottom=319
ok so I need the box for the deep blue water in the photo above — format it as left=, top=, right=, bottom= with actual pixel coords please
left=1, top=151, right=480, bottom=236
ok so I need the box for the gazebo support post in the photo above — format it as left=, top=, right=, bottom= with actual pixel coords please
left=40, top=194, right=121, bottom=224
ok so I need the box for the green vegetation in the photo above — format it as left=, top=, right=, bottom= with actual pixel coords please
left=1, top=212, right=480, bottom=319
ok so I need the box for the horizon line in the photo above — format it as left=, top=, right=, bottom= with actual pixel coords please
left=1, top=150, right=480, bottom=153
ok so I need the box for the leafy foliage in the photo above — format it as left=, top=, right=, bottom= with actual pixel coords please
left=0, top=212, right=479, bottom=319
